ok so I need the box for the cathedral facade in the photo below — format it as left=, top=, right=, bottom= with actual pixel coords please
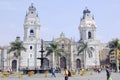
left=0, top=4, right=103, bottom=71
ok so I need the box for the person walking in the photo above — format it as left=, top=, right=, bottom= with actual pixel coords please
left=64, top=67, right=68, bottom=80
left=106, top=65, right=111, bottom=80
left=51, top=68, right=56, bottom=77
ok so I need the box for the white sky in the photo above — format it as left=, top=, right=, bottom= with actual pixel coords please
left=0, top=0, right=120, bottom=46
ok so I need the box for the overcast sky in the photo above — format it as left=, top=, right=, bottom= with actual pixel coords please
left=0, top=0, right=120, bottom=46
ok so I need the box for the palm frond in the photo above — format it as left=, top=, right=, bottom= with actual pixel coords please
left=87, top=48, right=92, bottom=54
left=46, top=41, right=63, bottom=57
left=55, top=49, right=63, bottom=56
left=77, top=41, right=88, bottom=55
left=78, top=47, right=85, bottom=55
left=108, top=39, right=120, bottom=54
left=46, top=47, right=53, bottom=57
left=8, top=40, right=26, bottom=57
left=50, top=41, right=57, bottom=49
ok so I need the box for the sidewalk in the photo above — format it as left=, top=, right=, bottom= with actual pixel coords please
left=0, top=71, right=119, bottom=80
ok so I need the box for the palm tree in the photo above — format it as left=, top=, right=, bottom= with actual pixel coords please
left=77, top=41, right=94, bottom=69
left=8, top=39, right=26, bottom=72
left=108, top=39, right=120, bottom=72
left=46, top=41, right=63, bottom=68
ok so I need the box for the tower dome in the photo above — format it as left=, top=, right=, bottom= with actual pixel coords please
left=24, top=3, right=40, bottom=26
left=80, top=7, right=96, bottom=28
left=29, top=3, right=36, bottom=12
left=78, top=7, right=97, bottom=40
left=83, top=7, right=90, bottom=14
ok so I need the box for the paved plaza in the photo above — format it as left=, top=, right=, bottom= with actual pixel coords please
left=0, top=71, right=119, bottom=80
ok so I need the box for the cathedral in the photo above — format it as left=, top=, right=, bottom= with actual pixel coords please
left=0, top=4, right=104, bottom=71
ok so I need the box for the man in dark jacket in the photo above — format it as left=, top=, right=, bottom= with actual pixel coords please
left=106, top=65, right=111, bottom=80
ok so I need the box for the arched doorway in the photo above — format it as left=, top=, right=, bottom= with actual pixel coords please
left=43, top=58, right=49, bottom=69
left=12, top=60, right=17, bottom=71
left=88, top=32, right=92, bottom=39
left=76, top=59, right=81, bottom=68
left=60, top=56, right=66, bottom=68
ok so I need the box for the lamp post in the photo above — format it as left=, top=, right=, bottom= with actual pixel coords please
left=94, top=60, right=97, bottom=67
left=27, top=58, right=29, bottom=69
left=2, top=58, right=5, bottom=71
left=37, top=39, right=46, bottom=69
left=116, top=49, right=119, bottom=72
left=116, top=40, right=120, bottom=72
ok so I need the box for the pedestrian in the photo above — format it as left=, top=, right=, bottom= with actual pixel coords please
left=108, top=77, right=112, bottom=80
left=106, top=65, right=111, bottom=80
left=64, top=67, right=68, bottom=80
left=51, top=68, right=56, bottom=77
left=98, top=68, right=102, bottom=73
left=68, top=70, right=71, bottom=77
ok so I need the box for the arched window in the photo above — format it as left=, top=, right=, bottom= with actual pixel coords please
left=76, top=59, right=81, bottom=68
left=88, top=32, right=92, bottom=39
left=30, top=29, right=34, bottom=35
left=62, top=44, right=64, bottom=49
left=60, top=56, right=66, bottom=68
left=88, top=52, right=92, bottom=58
left=30, top=46, right=32, bottom=50
left=88, top=47, right=94, bottom=58
left=14, top=52, right=17, bottom=57
left=31, top=11, right=33, bottom=14
left=12, top=60, right=17, bottom=71
left=30, top=54, right=32, bottom=58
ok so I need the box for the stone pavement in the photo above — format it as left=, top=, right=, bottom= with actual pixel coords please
left=0, top=71, right=119, bottom=80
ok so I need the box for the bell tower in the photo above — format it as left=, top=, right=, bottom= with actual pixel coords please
left=78, top=7, right=96, bottom=41
left=24, top=3, right=40, bottom=42
left=78, top=7, right=100, bottom=68
left=22, top=3, right=41, bottom=69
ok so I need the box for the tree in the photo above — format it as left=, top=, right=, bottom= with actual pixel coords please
left=108, top=39, right=120, bottom=72
left=8, top=39, right=26, bottom=72
left=46, top=41, right=63, bottom=68
left=77, top=41, right=94, bottom=69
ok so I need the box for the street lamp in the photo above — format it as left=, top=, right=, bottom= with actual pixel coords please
left=2, top=58, right=5, bottom=71
left=94, top=60, right=97, bottom=67
left=115, top=49, right=119, bottom=72
left=27, top=58, right=29, bottom=69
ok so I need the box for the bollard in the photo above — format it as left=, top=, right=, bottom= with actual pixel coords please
left=90, top=70, right=93, bottom=75
left=1, top=71, right=9, bottom=78
left=80, top=71, right=84, bottom=76
left=80, top=69, right=86, bottom=76
left=28, top=71, right=34, bottom=76
left=71, top=70, right=76, bottom=75
left=18, top=72, right=23, bottom=78
left=45, top=71, right=48, bottom=78
left=1, top=72, right=6, bottom=78
left=10, top=71, right=14, bottom=75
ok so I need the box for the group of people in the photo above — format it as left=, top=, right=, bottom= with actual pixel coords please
left=50, top=65, right=112, bottom=80
left=50, top=67, right=70, bottom=80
